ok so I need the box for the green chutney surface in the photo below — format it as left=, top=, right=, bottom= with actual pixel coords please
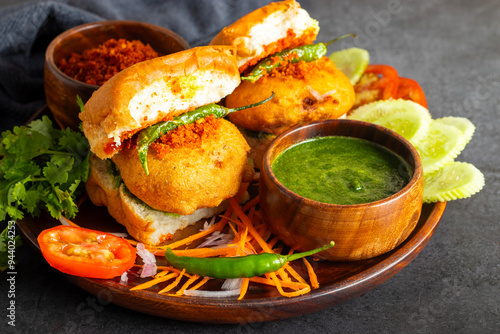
left=271, top=136, right=412, bottom=205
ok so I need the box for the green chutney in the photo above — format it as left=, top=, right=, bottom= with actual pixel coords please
left=271, top=136, right=412, bottom=205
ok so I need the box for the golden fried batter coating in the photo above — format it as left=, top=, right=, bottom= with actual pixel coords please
left=225, top=57, right=355, bottom=134
left=112, top=118, right=253, bottom=216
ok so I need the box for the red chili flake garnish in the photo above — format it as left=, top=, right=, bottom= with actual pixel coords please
left=58, top=38, right=159, bottom=86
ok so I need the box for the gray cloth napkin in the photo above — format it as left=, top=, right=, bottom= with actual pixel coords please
left=0, top=0, right=272, bottom=132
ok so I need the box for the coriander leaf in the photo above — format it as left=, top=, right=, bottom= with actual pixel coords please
left=1, top=158, right=40, bottom=181
left=0, top=116, right=90, bottom=220
left=43, top=154, right=73, bottom=186
left=8, top=180, right=27, bottom=203
left=76, top=95, right=85, bottom=113
left=24, top=188, right=43, bottom=216
left=0, top=223, right=22, bottom=271
left=29, top=116, right=54, bottom=138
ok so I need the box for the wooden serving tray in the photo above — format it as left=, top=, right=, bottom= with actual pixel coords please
left=16, top=107, right=447, bottom=324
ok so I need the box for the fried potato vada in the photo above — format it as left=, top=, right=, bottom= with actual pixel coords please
left=226, top=57, right=355, bottom=135
left=111, top=117, right=253, bottom=216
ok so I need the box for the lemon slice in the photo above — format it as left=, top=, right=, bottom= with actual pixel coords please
left=328, top=47, right=369, bottom=85
left=347, top=99, right=431, bottom=123
left=373, top=110, right=432, bottom=146
left=417, top=121, right=468, bottom=175
left=434, top=116, right=475, bottom=144
left=423, top=162, right=485, bottom=203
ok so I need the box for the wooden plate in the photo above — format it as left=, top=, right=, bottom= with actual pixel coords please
left=16, top=107, right=447, bottom=324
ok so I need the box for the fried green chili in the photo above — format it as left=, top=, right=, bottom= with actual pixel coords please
left=136, top=93, right=275, bottom=175
left=164, top=241, right=335, bottom=279
left=241, top=33, right=357, bottom=83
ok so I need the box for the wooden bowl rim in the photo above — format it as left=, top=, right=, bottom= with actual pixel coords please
left=262, top=118, right=423, bottom=208
left=44, top=19, right=190, bottom=89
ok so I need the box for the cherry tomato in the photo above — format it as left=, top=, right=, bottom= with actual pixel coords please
left=37, top=225, right=136, bottom=279
left=396, top=77, right=428, bottom=108
left=363, top=64, right=400, bottom=99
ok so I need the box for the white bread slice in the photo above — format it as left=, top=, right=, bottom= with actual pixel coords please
left=85, top=154, right=227, bottom=245
left=209, top=0, right=319, bottom=72
left=79, top=45, right=240, bottom=160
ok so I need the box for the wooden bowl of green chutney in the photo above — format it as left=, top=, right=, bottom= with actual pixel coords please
left=260, top=119, right=423, bottom=261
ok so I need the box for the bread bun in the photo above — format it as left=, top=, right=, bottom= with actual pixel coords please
left=86, top=153, right=228, bottom=245
left=209, top=0, right=319, bottom=73
left=80, top=45, right=240, bottom=159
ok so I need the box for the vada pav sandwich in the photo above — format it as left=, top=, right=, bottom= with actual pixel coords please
left=79, top=46, right=265, bottom=245
left=209, top=0, right=356, bottom=167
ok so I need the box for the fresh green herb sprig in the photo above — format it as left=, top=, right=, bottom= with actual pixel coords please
left=0, top=222, right=22, bottom=271
left=0, top=116, right=90, bottom=220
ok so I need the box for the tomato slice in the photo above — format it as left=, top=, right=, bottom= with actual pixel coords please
left=363, top=64, right=399, bottom=99
left=396, top=77, right=428, bottom=108
left=37, top=226, right=136, bottom=279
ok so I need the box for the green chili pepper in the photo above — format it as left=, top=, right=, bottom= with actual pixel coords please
left=164, top=241, right=334, bottom=279
left=137, top=93, right=275, bottom=175
left=241, top=33, right=357, bottom=83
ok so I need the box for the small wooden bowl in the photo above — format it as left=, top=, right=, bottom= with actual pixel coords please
left=44, top=20, right=189, bottom=131
left=260, top=119, right=424, bottom=261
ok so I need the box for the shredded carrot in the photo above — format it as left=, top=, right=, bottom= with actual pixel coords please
left=159, top=218, right=228, bottom=251
left=188, top=277, right=211, bottom=291
left=249, top=276, right=309, bottom=290
left=128, top=186, right=321, bottom=299
left=268, top=272, right=311, bottom=297
left=130, top=272, right=178, bottom=291
left=241, top=195, right=259, bottom=213
left=155, top=265, right=191, bottom=276
left=283, top=264, right=308, bottom=284
left=230, top=197, right=272, bottom=253
left=176, top=274, right=201, bottom=295
left=238, top=278, right=250, bottom=300
left=303, top=258, right=320, bottom=289
left=237, top=227, right=249, bottom=256
left=158, top=269, right=186, bottom=294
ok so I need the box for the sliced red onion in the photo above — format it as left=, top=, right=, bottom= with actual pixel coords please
left=136, top=243, right=157, bottom=278
left=196, top=231, right=233, bottom=248
left=183, top=289, right=241, bottom=298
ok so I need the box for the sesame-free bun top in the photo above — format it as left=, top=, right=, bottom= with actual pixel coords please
left=209, top=0, right=319, bottom=73
left=79, top=45, right=240, bottom=159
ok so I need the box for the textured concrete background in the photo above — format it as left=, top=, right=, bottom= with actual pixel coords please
left=1, top=0, right=498, bottom=333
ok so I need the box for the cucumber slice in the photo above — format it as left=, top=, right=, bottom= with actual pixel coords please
left=417, top=121, right=467, bottom=175
left=347, top=99, right=431, bottom=123
left=373, top=110, right=432, bottom=146
left=434, top=116, right=475, bottom=144
left=328, top=47, right=369, bottom=85
left=423, top=162, right=485, bottom=202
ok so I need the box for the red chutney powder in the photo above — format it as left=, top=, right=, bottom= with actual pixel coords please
left=150, top=115, right=221, bottom=159
left=58, top=38, right=159, bottom=86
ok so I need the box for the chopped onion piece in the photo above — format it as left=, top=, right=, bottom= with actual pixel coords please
left=307, top=86, right=337, bottom=101
left=222, top=278, right=243, bottom=291
left=183, top=289, right=241, bottom=298
left=136, top=243, right=157, bottom=278
left=109, top=232, right=129, bottom=238
left=120, top=271, right=129, bottom=284
left=59, top=216, right=71, bottom=226
left=200, top=217, right=216, bottom=231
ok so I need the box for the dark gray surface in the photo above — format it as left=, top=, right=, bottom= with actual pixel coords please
left=1, top=0, right=499, bottom=333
